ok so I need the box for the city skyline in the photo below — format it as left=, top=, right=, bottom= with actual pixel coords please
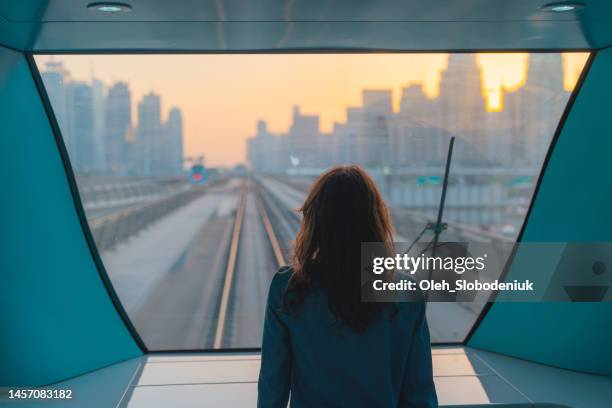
left=247, top=58, right=570, bottom=174
left=40, top=62, right=184, bottom=176
left=36, top=53, right=588, bottom=167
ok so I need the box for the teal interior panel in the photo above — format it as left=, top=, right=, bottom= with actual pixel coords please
left=3, top=0, right=612, bottom=51
left=0, top=46, right=141, bottom=387
left=469, top=48, right=612, bottom=375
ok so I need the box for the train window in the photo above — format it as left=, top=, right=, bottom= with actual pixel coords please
left=35, top=53, right=589, bottom=349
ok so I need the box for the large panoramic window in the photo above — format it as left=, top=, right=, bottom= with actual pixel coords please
left=35, top=53, right=589, bottom=349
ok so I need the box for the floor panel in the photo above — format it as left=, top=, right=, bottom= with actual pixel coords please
left=3, top=347, right=611, bottom=407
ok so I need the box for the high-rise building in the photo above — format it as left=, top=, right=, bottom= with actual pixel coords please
left=41, top=61, right=71, bottom=149
left=40, top=64, right=186, bottom=176
left=523, top=54, right=566, bottom=164
left=246, top=120, right=284, bottom=172
left=438, top=54, right=487, bottom=131
left=399, top=85, right=442, bottom=123
left=165, top=107, right=184, bottom=174
left=289, top=106, right=319, bottom=137
left=363, top=89, right=393, bottom=117
left=494, top=54, right=566, bottom=166
left=91, top=78, right=106, bottom=172
left=437, top=54, right=489, bottom=164
left=330, top=107, right=362, bottom=165
left=244, top=53, right=571, bottom=174
left=68, top=81, right=95, bottom=172
left=358, top=90, right=393, bottom=166
left=286, top=106, right=321, bottom=168
left=136, top=92, right=162, bottom=175
left=395, top=85, right=448, bottom=166
left=105, top=82, right=132, bottom=174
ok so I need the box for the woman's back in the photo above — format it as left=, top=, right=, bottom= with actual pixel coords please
left=257, top=166, right=437, bottom=407
left=258, top=267, right=437, bottom=408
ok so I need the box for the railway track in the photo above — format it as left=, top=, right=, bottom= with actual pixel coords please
left=130, top=176, right=297, bottom=350
left=213, top=182, right=247, bottom=348
left=198, top=179, right=500, bottom=349
left=211, top=178, right=290, bottom=349
left=254, top=178, right=302, bottom=259
left=132, top=175, right=499, bottom=348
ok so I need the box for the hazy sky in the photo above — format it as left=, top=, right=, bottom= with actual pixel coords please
left=36, top=53, right=589, bottom=167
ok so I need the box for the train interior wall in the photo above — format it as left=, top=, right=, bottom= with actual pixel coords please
left=468, top=47, right=612, bottom=376
left=0, top=45, right=141, bottom=387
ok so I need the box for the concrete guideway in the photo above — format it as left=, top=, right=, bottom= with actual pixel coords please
left=115, top=178, right=287, bottom=350
left=101, top=180, right=241, bottom=315
left=95, top=174, right=494, bottom=348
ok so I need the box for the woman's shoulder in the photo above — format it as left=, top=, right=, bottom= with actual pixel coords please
left=272, top=265, right=293, bottom=286
left=267, top=266, right=294, bottom=305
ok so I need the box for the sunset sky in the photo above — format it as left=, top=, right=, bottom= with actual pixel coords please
left=36, top=53, right=589, bottom=167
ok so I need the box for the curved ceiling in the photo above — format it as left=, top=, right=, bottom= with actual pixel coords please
left=1, top=0, right=612, bottom=51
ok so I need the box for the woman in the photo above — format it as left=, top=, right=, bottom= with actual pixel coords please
left=258, top=165, right=437, bottom=408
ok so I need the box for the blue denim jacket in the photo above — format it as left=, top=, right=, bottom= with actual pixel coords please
left=258, top=268, right=438, bottom=408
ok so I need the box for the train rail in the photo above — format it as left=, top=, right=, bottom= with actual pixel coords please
left=211, top=178, right=291, bottom=349
left=121, top=174, right=507, bottom=349
left=255, top=192, right=286, bottom=268
left=213, top=183, right=247, bottom=348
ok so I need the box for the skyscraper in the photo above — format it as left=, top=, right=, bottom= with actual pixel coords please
left=523, top=54, right=566, bottom=164
left=396, top=85, right=447, bottom=166
left=438, top=54, right=487, bottom=132
left=91, top=78, right=106, bottom=172
left=287, top=106, right=321, bottom=168
left=165, top=107, right=184, bottom=174
left=41, top=61, right=71, bottom=149
left=363, top=89, right=393, bottom=117
left=494, top=54, right=566, bottom=166
left=399, top=84, right=441, bottom=123
left=437, top=54, right=488, bottom=164
left=105, top=82, right=132, bottom=174
left=136, top=92, right=162, bottom=176
left=68, top=81, right=95, bottom=172
left=359, top=90, right=393, bottom=166
left=247, top=120, right=284, bottom=172
left=330, top=107, right=362, bottom=165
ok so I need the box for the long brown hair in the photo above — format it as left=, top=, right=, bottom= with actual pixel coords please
left=283, top=165, right=395, bottom=332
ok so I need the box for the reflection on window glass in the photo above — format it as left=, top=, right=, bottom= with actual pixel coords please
left=36, top=53, right=589, bottom=349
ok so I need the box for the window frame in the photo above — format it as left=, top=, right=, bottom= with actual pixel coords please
left=27, top=50, right=595, bottom=353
